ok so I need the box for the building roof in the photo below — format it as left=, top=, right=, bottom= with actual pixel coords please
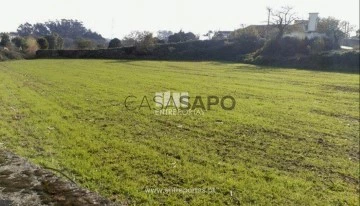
left=294, top=20, right=308, bottom=24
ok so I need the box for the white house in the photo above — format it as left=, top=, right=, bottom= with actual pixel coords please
left=285, top=13, right=326, bottom=40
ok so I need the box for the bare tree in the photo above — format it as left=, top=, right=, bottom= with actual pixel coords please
left=271, top=6, right=298, bottom=39
left=317, top=17, right=353, bottom=47
left=340, top=21, right=355, bottom=38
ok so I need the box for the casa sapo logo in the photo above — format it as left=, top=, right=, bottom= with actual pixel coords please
left=124, top=92, right=236, bottom=116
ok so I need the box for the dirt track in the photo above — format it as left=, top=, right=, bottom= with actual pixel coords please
left=0, top=150, right=117, bottom=206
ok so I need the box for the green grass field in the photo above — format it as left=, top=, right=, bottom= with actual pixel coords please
left=0, top=60, right=359, bottom=205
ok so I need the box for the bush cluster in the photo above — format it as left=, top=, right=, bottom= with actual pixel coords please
left=257, top=36, right=336, bottom=57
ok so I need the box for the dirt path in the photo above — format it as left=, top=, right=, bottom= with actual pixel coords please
left=0, top=150, right=118, bottom=206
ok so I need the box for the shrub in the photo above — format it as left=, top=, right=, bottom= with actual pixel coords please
left=24, top=37, right=39, bottom=57
left=316, top=50, right=360, bottom=69
left=258, top=37, right=308, bottom=57
left=257, top=39, right=279, bottom=56
left=136, top=33, right=156, bottom=54
left=45, top=33, right=63, bottom=49
left=0, top=33, right=11, bottom=47
left=236, top=33, right=264, bottom=55
left=37, top=37, right=49, bottom=49
left=0, top=50, right=24, bottom=61
left=11, top=37, right=27, bottom=48
left=279, top=37, right=308, bottom=56
left=308, top=37, right=334, bottom=52
left=168, top=31, right=198, bottom=43
left=310, top=38, right=326, bottom=53
left=108, top=38, right=122, bottom=48
left=75, top=38, right=94, bottom=49
left=245, top=50, right=359, bottom=72
left=96, top=43, right=107, bottom=49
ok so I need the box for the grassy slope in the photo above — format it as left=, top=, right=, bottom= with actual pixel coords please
left=0, top=60, right=358, bottom=205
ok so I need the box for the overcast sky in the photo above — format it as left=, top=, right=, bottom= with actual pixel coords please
left=1, top=0, right=359, bottom=38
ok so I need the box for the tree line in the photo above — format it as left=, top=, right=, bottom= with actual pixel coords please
left=1, top=7, right=358, bottom=60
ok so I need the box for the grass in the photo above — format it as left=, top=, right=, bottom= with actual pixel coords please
left=0, top=59, right=359, bottom=205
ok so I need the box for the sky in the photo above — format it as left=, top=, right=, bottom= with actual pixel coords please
left=1, top=0, right=359, bottom=39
